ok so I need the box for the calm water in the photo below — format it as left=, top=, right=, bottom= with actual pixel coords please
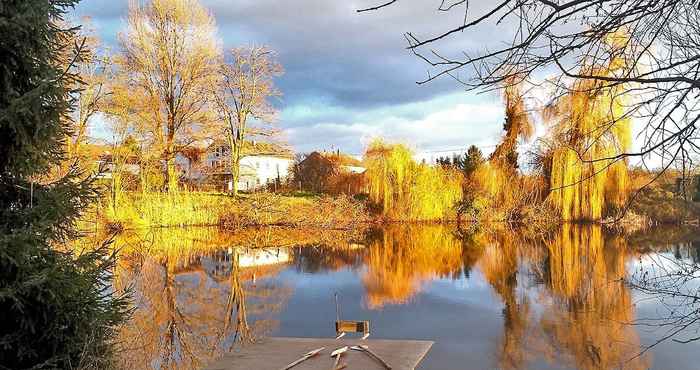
left=110, top=224, right=700, bottom=369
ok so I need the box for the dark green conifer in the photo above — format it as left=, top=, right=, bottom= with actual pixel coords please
left=0, top=1, right=128, bottom=368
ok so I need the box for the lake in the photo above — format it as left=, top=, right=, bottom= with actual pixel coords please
left=108, top=224, right=700, bottom=369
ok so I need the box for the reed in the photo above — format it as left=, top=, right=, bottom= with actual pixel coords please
left=103, top=190, right=369, bottom=229
left=104, top=191, right=234, bottom=228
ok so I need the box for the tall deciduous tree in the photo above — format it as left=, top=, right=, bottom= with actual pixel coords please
left=212, top=46, right=283, bottom=195
left=64, top=19, right=110, bottom=163
left=489, top=80, right=534, bottom=171
left=113, top=0, right=220, bottom=192
left=0, top=1, right=127, bottom=367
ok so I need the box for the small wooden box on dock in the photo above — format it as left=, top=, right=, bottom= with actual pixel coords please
left=205, top=337, right=433, bottom=370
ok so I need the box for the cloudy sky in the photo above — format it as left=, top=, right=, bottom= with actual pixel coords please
left=71, top=0, right=514, bottom=157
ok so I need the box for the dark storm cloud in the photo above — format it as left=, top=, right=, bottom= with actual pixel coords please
left=73, top=0, right=499, bottom=111
left=73, top=0, right=511, bottom=152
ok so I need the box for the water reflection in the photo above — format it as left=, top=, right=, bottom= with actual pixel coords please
left=112, top=228, right=301, bottom=369
left=362, top=225, right=466, bottom=308
left=109, top=224, right=700, bottom=369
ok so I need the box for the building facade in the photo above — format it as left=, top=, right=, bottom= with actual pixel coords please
left=205, top=142, right=293, bottom=192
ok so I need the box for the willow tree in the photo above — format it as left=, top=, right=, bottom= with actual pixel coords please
left=364, top=140, right=462, bottom=221
left=544, top=33, right=632, bottom=221
left=467, top=80, right=536, bottom=221
left=112, top=0, right=220, bottom=192
left=489, top=80, right=534, bottom=171
left=211, top=46, right=283, bottom=195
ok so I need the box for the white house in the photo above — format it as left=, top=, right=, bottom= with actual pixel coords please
left=205, top=141, right=293, bottom=191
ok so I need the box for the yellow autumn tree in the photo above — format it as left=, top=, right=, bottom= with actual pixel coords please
left=544, top=31, right=632, bottom=220
left=211, top=46, right=283, bottom=195
left=489, top=78, right=535, bottom=169
left=363, top=139, right=462, bottom=221
left=466, top=79, right=543, bottom=221
left=111, top=0, right=220, bottom=192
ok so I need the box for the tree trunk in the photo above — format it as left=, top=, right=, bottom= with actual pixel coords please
left=230, top=149, right=241, bottom=196
left=165, top=117, right=177, bottom=193
left=167, top=159, right=177, bottom=193
left=228, top=134, right=241, bottom=196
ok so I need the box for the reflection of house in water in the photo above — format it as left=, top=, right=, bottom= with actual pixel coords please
left=200, top=248, right=291, bottom=280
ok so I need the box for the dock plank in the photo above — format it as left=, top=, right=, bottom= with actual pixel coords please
left=205, top=337, right=433, bottom=370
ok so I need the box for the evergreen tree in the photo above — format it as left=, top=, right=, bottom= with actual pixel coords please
left=0, top=1, right=128, bottom=368
left=462, top=145, right=484, bottom=177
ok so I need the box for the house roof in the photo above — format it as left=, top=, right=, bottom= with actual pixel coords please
left=210, top=140, right=293, bottom=159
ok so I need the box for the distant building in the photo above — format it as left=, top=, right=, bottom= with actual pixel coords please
left=94, top=151, right=140, bottom=179
left=205, top=141, right=294, bottom=192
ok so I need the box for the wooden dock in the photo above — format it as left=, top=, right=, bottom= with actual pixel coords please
left=205, top=337, right=433, bottom=370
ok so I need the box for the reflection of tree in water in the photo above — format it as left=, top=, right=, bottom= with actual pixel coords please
left=626, top=228, right=700, bottom=351
left=112, top=230, right=292, bottom=369
left=471, top=225, right=650, bottom=369
left=362, top=225, right=465, bottom=309
left=291, top=244, right=366, bottom=273
left=477, top=233, right=534, bottom=370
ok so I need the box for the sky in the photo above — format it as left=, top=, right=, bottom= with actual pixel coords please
left=70, top=0, right=509, bottom=158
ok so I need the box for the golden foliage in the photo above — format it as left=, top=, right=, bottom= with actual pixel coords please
left=544, top=32, right=632, bottom=221
left=490, top=78, right=534, bottom=169
left=463, top=79, right=550, bottom=223
left=103, top=191, right=369, bottom=229
left=364, top=139, right=462, bottom=221
left=110, top=0, right=221, bottom=192
left=466, top=163, right=552, bottom=222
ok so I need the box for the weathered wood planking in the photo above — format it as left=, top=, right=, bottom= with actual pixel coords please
left=205, top=337, right=433, bottom=370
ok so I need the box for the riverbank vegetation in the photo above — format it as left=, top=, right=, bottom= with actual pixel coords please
left=53, top=0, right=698, bottom=228
left=102, top=191, right=369, bottom=230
